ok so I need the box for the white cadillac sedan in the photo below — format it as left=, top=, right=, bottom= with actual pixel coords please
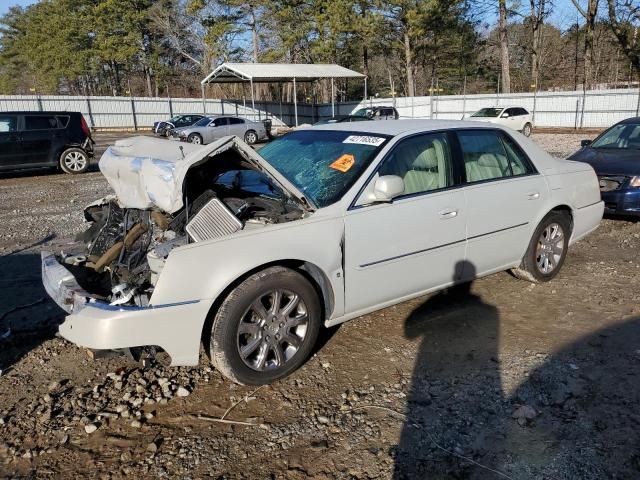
left=42, top=121, right=603, bottom=385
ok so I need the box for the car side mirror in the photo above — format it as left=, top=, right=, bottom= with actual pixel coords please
left=581, top=139, right=592, bottom=147
left=374, top=175, right=405, bottom=202
left=501, top=112, right=509, bottom=118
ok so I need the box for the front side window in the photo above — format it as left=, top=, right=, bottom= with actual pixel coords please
left=470, top=108, right=503, bottom=118
left=0, top=115, right=17, bottom=132
left=258, top=129, right=390, bottom=208
left=459, top=130, right=522, bottom=182
left=212, top=118, right=228, bottom=127
left=379, top=133, right=453, bottom=195
left=25, top=115, right=57, bottom=130
left=591, top=123, right=640, bottom=150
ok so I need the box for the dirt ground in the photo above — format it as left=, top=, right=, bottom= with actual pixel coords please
left=1, top=131, right=639, bottom=479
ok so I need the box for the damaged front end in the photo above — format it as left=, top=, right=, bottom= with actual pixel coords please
left=43, top=135, right=308, bottom=316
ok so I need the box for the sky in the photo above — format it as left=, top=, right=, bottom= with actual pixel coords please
left=0, top=0, right=592, bottom=31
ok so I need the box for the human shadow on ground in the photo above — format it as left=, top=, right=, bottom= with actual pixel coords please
left=0, top=252, right=62, bottom=372
left=394, top=260, right=640, bottom=479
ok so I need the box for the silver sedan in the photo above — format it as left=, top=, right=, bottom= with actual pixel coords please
left=176, top=116, right=268, bottom=145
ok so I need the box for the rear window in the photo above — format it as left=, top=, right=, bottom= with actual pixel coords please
left=25, top=115, right=58, bottom=130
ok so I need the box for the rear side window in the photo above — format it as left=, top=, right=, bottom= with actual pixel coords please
left=458, top=130, right=534, bottom=182
left=228, top=117, right=245, bottom=125
left=25, top=115, right=58, bottom=130
left=0, top=115, right=17, bottom=132
left=56, top=115, right=70, bottom=128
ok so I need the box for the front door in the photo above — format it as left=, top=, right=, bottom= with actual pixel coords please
left=457, top=129, right=548, bottom=275
left=344, top=131, right=467, bottom=314
left=0, top=114, right=22, bottom=170
left=207, top=117, right=230, bottom=142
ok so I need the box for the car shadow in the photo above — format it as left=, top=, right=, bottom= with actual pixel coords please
left=0, top=253, right=62, bottom=373
left=394, top=261, right=640, bottom=479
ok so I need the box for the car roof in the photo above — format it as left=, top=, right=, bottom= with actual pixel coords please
left=620, top=116, right=640, bottom=124
left=309, top=119, right=509, bottom=136
left=2, top=111, right=80, bottom=115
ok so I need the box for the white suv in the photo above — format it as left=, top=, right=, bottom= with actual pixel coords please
left=466, top=106, right=534, bottom=137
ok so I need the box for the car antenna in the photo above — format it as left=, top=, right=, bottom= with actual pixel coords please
left=179, top=145, right=185, bottom=159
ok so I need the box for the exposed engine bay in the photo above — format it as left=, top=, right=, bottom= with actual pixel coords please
left=55, top=144, right=305, bottom=307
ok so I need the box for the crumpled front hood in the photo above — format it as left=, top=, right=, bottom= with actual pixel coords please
left=98, top=135, right=311, bottom=214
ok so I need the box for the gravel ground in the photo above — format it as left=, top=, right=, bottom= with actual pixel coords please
left=1, top=132, right=639, bottom=479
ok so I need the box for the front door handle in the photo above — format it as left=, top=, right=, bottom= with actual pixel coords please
left=527, top=192, right=540, bottom=200
left=438, top=208, right=459, bottom=219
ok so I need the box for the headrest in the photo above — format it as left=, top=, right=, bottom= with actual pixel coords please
left=412, top=147, right=438, bottom=169
left=477, top=153, right=505, bottom=168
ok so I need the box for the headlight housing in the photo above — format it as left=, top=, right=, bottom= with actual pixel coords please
left=630, top=176, right=640, bottom=188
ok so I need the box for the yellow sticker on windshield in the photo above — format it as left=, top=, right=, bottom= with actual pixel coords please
left=330, top=154, right=355, bottom=173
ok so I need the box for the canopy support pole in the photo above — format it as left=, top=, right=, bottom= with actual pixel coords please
left=250, top=78, right=255, bottom=120
left=201, top=83, right=206, bottom=114
left=331, top=78, right=335, bottom=118
left=364, top=77, right=368, bottom=101
left=293, top=77, right=298, bottom=127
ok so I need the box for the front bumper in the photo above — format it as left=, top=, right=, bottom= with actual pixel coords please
left=601, top=189, right=640, bottom=216
left=41, top=252, right=210, bottom=366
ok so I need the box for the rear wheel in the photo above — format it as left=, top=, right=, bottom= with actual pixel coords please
left=188, top=133, right=203, bottom=144
left=244, top=130, right=258, bottom=145
left=522, top=122, right=533, bottom=137
left=512, top=211, right=571, bottom=283
left=210, top=266, right=321, bottom=385
left=59, top=147, right=89, bottom=174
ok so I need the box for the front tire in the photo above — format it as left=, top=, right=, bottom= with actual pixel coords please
left=522, top=122, right=533, bottom=137
left=512, top=211, right=571, bottom=283
left=59, top=147, right=89, bottom=174
left=210, top=266, right=321, bottom=385
left=188, top=133, right=203, bottom=145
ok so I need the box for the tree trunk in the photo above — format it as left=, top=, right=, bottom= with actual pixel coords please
left=571, top=0, right=599, bottom=89
left=499, top=0, right=511, bottom=93
left=404, top=31, right=415, bottom=97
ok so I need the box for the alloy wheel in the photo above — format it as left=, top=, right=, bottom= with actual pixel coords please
left=63, top=151, right=87, bottom=171
left=237, top=289, right=309, bottom=371
left=535, top=222, right=565, bottom=274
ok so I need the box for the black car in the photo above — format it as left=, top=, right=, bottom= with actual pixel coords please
left=0, top=111, right=94, bottom=174
left=153, top=114, right=205, bottom=137
left=351, top=106, right=399, bottom=120
left=568, top=117, right=640, bottom=216
left=314, top=115, right=373, bottom=125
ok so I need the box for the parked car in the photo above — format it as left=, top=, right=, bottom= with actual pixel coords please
left=174, top=116, right=268, bottom=145
left=568, top=117, right=640, bottom=216
left=0, top=111, right=94, bottom=174
left=42, top=121, right=603, bottom=385
left=153, top=115, right=205, bottom=137
left=351, top=106, right=399, bottom=120
left=314, top=115, right=373, bottom=125
left=466, top=106, right=534, bottom=137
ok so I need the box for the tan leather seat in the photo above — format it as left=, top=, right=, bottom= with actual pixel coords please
left=403, top=147, right=441, bottom=194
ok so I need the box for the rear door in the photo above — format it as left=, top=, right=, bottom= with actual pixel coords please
left=457, top=128, right=548, bottom=275
left=228, top=117, right=247, bottom=137
left=0, top=114, right=22, bottom=170
left=22, top=114, right=58, bottom=165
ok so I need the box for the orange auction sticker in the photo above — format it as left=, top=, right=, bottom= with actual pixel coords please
left=329, top=154, right=355, bottom=173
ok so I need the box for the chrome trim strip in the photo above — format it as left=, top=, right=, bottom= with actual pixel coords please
left=88, top=299, right=201, bottom=312
left=359, top=222, right=529, bottom=268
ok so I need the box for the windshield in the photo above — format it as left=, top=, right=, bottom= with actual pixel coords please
left=258, top=130, right=390, bottom=208
left=471, top=108, right=503, bottom=118
left=591, top=123, right=640, bottom=150
left=352, top=108, right=373, bottom=118
left=193, top=117, right=211, bottom=127
left=169, top=116, right=182, bottom=123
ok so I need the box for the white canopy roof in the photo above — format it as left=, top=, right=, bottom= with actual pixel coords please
left=202, top=63, right=365, bottom=84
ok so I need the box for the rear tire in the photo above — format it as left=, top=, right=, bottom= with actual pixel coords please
left=59, top=147, right=89, bottom=174
left=522, top=122, right=533, bottom=137
left=244, top=130, right=258, bottom=145
left=210, top=266, right=321, bottom=385
left=512, top=211, right=571, bottom=283
left=188, top=133, right=203, bottom=145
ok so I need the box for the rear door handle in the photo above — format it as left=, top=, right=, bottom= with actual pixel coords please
left=527, top=192, right=540, bottom=200
left=438, top=208, right=459, bottom=219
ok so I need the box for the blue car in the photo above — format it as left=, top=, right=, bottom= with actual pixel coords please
left=568, top=117, right=640, bottom=216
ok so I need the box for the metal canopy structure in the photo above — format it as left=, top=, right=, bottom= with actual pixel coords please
left=201, top=63, right=367, bottom=126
